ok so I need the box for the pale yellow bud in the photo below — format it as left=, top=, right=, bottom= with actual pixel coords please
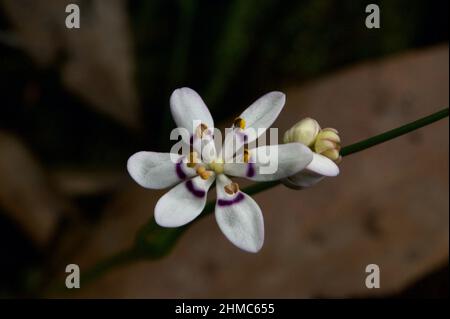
left=283, top=118, right=321, bottom=147
left=314, top=128, right=341, bottom=162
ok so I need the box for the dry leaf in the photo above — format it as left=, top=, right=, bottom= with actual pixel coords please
left=0, top=132, right=66, bottom=247
left=1, top=0, right=140, bottom=128
left=50, top=168, right=126, bottom=197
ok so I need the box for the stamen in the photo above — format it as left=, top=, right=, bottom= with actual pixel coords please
left=187, top=151, right=199, bottom=168
left=195, top=123, right=209, bottom=138
left=196, top=165, right=212, bottom=180
left=201, top=171, right=212, bottom=180
left=233, top=117, right=246, bottom=130
left=224, top=182, right=240, bottom=195
left=196, top=166, right=205, bottom=175
left=243, top=148, right=250, bottom=163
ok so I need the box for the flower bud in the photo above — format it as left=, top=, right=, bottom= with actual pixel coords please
left=314, top=128, right=341, bottom=162
left=283, top=117, right=321, bottom=147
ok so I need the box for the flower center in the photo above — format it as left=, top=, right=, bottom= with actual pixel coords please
left=209, top=159, right=224, bottom=175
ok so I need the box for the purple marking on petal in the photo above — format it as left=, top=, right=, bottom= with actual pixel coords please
left=218, top=192, right=245, bottom=207
left=186, top=180, right=205, bottom=198
left=246, top=163, right=255, bottom=178
left=176, top=160, right=187, bottom=179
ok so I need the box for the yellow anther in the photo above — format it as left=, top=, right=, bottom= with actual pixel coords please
left=196, top=165, right=212, bottom=180
left=195, top=123, right=209, bottom=138
left=224, top=182, right=240, bottom=195
left=196, top=165, right=206, bottom=175
left=243, top=148, right=250, bottom=163
left=233, top=117, right=246, bottom=130
left=187, top=151, right=199, bottom=168
left=200, top=171, right=212, bottom=180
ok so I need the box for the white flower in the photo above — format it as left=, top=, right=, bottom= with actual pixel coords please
left=127, top=87, right=313, bottom=253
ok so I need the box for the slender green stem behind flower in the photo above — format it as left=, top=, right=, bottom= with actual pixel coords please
left=340, top=107, right=449, bottom=156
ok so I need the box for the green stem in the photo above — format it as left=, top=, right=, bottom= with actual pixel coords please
left=340, top=107, right=449, bottom=156
left=80, top=248, right=143, bottom=285
left=56, top=107, right=449, bottom=291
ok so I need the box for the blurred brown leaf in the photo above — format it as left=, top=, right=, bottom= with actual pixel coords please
left=0, top=132, right=66, bottom=247
left=50, top=168, right=126, bottom=197
left=1, top=0, right=140, bottom=128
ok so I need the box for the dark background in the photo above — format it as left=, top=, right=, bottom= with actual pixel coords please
left=0, top=0, right=448, bottom=298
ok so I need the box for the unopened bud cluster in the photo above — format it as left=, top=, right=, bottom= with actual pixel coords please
left=283, top=118, right=341, bottom=163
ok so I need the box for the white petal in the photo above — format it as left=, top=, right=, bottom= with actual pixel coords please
left=282, top=171, right=325, bottom=189
left=283, top=153, right=339, bottom=189
left=224, top=143, right=313, bottom=181
left=127, top=152, right=195, bottom=189
left=170, top=87, right=214, bottom=133
left=155, top=175, right=215, bottom=227
left=220, top=129, right=246, bottom=162
left=176, top=129, right=217, bottom=164
left=196, top=135, right=218, bottom=164
left=238, top=91, right=285, bottom=143
left=214, top=175, right=264, bottom=253
left=306, top=153, right=339, bottom=176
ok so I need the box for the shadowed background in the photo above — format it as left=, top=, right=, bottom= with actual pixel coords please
left=0, top=0, right=448, bottom=297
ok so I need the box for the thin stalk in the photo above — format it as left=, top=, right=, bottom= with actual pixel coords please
left=340, top=107, right=449, bottom=156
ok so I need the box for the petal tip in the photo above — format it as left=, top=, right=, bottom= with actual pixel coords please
left=154, top=199, right=189, bottom=228
left=308, top=153, right=340, bottom=176
left=330, top=163, right=340, bottom=176
left=126, top=152, right=146, bottom=184
left=268, top=91, right=286, bottom=106
left=225, top=236, right=264, bottom=253
left=170, top=87, right=196, bottom=105
left=238, top=234, right=264, bottom=253
left=248, top=240, right=264, bottom=253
